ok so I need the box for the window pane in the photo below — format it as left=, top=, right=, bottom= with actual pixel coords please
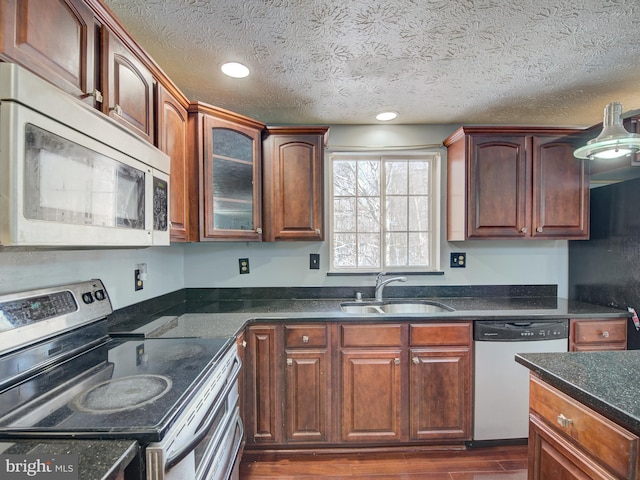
left=334, top=197, right=356, bottom=232
left=357, top=197, right=380, bottom=233
left=334, top=233, right=356, bottom=267
left=385, top=160, right=408, bottom=195
left=409, top=232, right=430, bottom=266
left=386, top=196, right=408, bottom=231
left=408, top=196, right=429, bottom=231
left=385, top=232, right=408, bottom=267
left=357, top=160, right=380, bottom=196
left=409, top=161, right=430, bottom=195
left=358, top=233, right=380, bottom=268
left=334, top=160, right=356, bottom=196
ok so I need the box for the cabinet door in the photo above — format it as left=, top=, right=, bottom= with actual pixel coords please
left=409, top=347, right=471, bottom=440
left=201, top=115, right=262, bottom=241
left=244, top=326, right=281, bottom=445
left=0, top=0, right=97, bottom=106
left=532, top=137, right=589, bottom=239
left=285, top=350, right=330, bottom=443
left=102, top=29, right=155, bottom=144
left=157, top=84, right=191, bottom=242
left=341, top=349, right=403, bottom=442
left=263, top=127, right=328, bottom=241
left=468, top=135, right=530, bottom=238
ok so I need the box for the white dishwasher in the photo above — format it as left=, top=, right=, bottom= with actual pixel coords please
left=472, top=320, right=569, bottom=445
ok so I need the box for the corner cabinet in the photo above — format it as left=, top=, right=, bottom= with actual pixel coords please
left=444, top=127, right=589, bottom=241
left=262, top=126, right=329, bottom=241
left=188, top=102, right=266, bottom=241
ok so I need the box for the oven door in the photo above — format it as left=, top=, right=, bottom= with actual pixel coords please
left=146, top=348, right=242, bottom=480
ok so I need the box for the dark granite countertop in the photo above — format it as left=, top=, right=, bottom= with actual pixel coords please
left=0, top=439, right=138, bottom=480
left=109, top=293, right=630, bottom=339
left=515, top=351, right=640, bottom=435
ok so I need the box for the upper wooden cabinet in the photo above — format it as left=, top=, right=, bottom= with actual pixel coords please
left=157, top=84, right=192, bottom=242
left=189, top=102, right=266, bottom=241
left=262, top=127, right=329, bottom=242
left=0, top=0, right=98, bottom=107
left=444, top=127, right=589, bottom=241
left=101, top=29, right=155, bottom=144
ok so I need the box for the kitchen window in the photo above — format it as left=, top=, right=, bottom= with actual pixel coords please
left=329, top=152, right=441, bottom=273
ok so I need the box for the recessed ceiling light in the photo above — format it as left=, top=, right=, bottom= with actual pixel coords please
left=376, top=111, right=398, bottom=121
left=221, top=62, right=250, bottom=78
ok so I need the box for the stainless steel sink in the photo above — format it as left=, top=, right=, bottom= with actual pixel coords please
left=340, top=300, right=454, bottom=314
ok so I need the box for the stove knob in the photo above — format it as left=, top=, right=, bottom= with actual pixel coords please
left=82, top=292, right=94, bottom=304
left=94, top=289, right=106, bottom=301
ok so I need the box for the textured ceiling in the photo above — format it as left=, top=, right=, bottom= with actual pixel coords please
left=103, top=0, right=640, bottom=126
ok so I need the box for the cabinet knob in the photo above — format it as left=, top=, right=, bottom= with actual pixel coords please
left=412, top=356, right=419, bottom=365
left=287, top=358, right=293, bottom=366
left=601, top=331, right=610, bottom=338
left=302, top=335, right=309, bottom=343
left=242, top=340, right=247, bottom=348
left=315, top=229, right=321, bottom=235
left=557, top=413, right=573, bottom=428
left=520, top=227, right=528, bottom=233
left=394, top=358, right=401, bottom=365
left=256, top=227, right=263, bottom=234
left=110, top=104, right=123, bottom=116
left=536, top=226, right=543, bottom=233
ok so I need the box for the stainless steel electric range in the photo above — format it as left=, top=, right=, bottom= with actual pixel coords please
left=0, top=280, right=242, bottom=480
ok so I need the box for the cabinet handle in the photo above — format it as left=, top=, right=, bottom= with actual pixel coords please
left=601, top=331, right=610, bottom=338
left=412, top=356, right=419, bottom=365
left=84, top=88, right=103, bottom=103
left=287, top=358, right=293, bottom=366
left=315, top=229, right=321, bottom=235
left=520, top=227, right=528, bottom=233
left=302, top=335, right=309, bottom=343
left=557, top=414, right=573, bottom=428
left=394, top=358, right=400, bottom=365
left=242, top=340, right=247, bottom=348
left=256, top=227, right=263, bottom=234
left=110, top=104, right=123, bottom=115
left=536, top=226, right=543, bottom=233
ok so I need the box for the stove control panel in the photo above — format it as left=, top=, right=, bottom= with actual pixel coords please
left=0, top=280, right=112, bottom=356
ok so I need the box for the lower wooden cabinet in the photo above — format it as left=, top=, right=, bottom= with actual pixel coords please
left=569, top=318, right=627, bottom=351
left=243, top=321, right=472, bottom=450
left=528, top=375, right=639, bottom=479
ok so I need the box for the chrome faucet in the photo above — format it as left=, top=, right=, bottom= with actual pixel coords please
left=375, top=272, right=408, bottom=301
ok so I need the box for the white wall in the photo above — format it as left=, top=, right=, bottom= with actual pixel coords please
left=0, top=124, right=571, bottom=306
left=0, top=246, right=184, bottom=309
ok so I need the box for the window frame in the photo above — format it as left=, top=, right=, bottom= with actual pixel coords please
left=328, top=150, right=441, bottom=274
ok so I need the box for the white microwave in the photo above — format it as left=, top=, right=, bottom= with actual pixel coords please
left=0, top=63, right=170, bottom=247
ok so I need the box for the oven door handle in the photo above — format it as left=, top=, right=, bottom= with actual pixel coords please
left=165, top=353, right=241, bottom=472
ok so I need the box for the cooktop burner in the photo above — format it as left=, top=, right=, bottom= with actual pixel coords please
left=72, top=374, right=172, bottom=413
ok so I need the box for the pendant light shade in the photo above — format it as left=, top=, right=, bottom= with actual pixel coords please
left=574, top=102, right=640, bottom=160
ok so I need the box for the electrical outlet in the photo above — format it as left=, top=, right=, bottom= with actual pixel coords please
left=239, top=258, right=250, bottom=274
left=310, top=253, right=320, bottom=269
left=134, top=269, right=144, bottom=290
left=450, top=252, right=466, bottom=268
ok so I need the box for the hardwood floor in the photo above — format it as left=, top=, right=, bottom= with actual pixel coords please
left=239, top=445, right=528, bottom=479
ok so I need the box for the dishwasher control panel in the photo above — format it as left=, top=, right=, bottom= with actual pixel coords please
left=474, top=320, right=569, bottom=341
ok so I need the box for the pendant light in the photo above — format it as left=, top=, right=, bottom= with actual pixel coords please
left=574, top=102, right=640, bottom=160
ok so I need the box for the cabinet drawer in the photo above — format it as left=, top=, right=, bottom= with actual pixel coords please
left=410, top=323, right=472, bottom=346
left=530, top=375, right=639, bottom=479
left=571, top=319, right=627, bottom=345
left=341, top=324, right=402, bottom=347
left=285, top=325, right=327, bottom=347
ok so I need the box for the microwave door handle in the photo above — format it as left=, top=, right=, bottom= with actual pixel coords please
left=164, top=356, right=241, bottom=472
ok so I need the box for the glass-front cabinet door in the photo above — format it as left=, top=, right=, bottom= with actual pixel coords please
left=201, top=114, right=263, bottom=240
